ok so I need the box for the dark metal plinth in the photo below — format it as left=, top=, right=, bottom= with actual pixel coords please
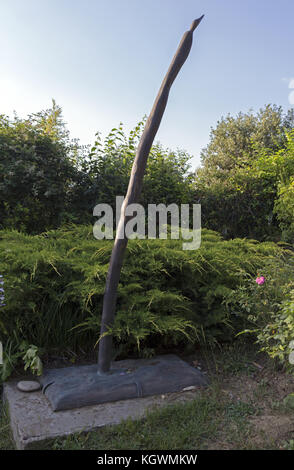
left=39, top=354, right=208, bottom=412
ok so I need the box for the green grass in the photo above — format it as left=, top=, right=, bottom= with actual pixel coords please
left=50, top=393, right=224, bottom=450
left=0, top=390, right=14, bottom=450
left=42, top=382, right=260, bottom=451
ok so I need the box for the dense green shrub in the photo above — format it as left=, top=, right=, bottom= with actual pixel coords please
left=254, top=290, right=294, bottom=367
left=1, top=225, right=292, bottom=378
left=225, top=252, right=294, bottom=368
left=275, top=178, right=294, bottom=243
left=0, top=107, right=194, bottom=234
left=2, top=102, right=293, bottom=244
left=248, top=129, right=294, bottom=244
left=0, top=102, right=83, bottom=234
left=77, top=120, right=194, bottom=226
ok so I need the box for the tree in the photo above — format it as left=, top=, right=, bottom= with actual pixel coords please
left=0, top=105, right=194, bottom=233
left=193, top=105, right=294, bottom=240
left=85, top=120, right=194, bottom=223
left=0, top=103, right=78, bottom=233
left=199, top=105, right=294, bottom=173
left=271, top=130, right=294, bottom=243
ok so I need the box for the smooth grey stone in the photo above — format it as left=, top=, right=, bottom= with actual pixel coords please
left=17, top=380, right=41, bottom=392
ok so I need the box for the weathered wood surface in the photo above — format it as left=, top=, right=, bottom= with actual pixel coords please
left=98, top=16, right=204, bottom=374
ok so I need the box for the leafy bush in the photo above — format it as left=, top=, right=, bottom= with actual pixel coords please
left=254, top=290, right=294, bottom=367
left=225, top=252, right=294, bottom=368
left=0, top=225, right=292, bottom=378
left=275, top=178, right=294, bottom=243
left=0, top=103, right=82, bottom=234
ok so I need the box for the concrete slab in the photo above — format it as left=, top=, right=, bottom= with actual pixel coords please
left=3, top=357, right=207, bottom=450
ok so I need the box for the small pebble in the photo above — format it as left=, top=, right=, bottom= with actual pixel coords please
left=289, top=351, right=294, bottom=365
left=17, top=380, right=41, bottom=392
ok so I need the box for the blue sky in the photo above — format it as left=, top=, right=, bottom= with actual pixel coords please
left=1, top=0, right=294, bottom=168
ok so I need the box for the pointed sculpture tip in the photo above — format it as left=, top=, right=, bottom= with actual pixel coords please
left=190, top=15, right=205, bottom=32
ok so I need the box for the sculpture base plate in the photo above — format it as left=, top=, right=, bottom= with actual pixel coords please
left=39, top=354, right=208, bottom=411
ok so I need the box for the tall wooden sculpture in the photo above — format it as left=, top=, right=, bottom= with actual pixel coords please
left=40, top=17, right=207, bottom=411
left=98, top=15, right=204, bottom=374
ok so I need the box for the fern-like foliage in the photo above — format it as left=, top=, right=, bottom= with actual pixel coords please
left=0, top=225, right=292, bottom=376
